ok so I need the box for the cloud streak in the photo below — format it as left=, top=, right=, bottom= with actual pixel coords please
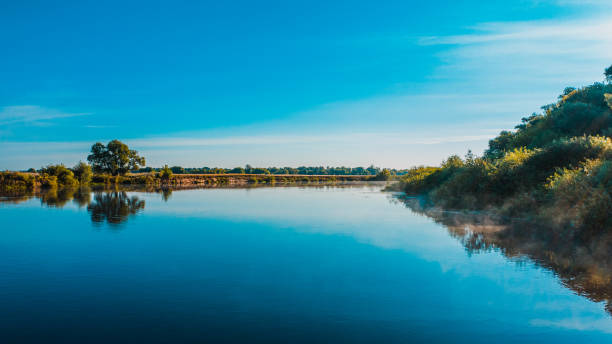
left=0, top=105, right=89, bottom=125
left=421, top=15, right=612, bottom=87
left=0, top=131, right=498, bottom=151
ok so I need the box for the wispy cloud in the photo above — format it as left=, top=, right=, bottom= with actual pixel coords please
left=0, top=105, right=89, bottom=126
left=420, top=19, right=612, bottom=46
left=421, top=15, right=612, bottom=87
left=0, top=131, right=499, bottom=151
left=127, top=132, right=497, bottom=148
left=545, top=0, right=612, bottom=7
left=0, top=131, right=496, bottom=169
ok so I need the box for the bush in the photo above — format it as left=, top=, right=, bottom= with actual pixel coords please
left=0, top=172, right=36, bottom=190
left=374, top=169, right=392, bottom=181
left=40, top=175, right=58, bottom=189
left=543, top=158, right=612, bottom=230
left=160, top=165, right=173, bottom=180
left=72, top=162, right=92, bottom=184
left=41, top=164, right=77, bottom=186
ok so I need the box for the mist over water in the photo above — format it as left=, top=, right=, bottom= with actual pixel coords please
left=1, top=185, right=611, bottom=343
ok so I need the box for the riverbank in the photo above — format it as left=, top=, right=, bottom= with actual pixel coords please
left=393, top=74, right=612, bottom=232
left=0, top=171, right=375, bottom=191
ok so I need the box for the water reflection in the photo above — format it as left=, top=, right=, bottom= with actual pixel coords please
left=88, top=192, right=145, bottom=225
left=0, top=187, right=146, bottom=226
left=160, top=188, right=172, bottom=202
left=39, top=186, right=83, bottom=208
left=397, top=195, right=612, bottom=316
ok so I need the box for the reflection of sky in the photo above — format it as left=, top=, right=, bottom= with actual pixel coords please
left=140, top=186, right=612, bottom=332
left=1, top=186, right=612, bottom=341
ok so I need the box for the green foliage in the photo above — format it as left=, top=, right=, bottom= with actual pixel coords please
left=87, top=140, right=145, bottom=175
left=546, top=158, right=612, bottom=230
left=374, top=169, right=392, bottom=181
left=0, top=172, right=36, bottom=191
left=41, top=164, right=77, bottom=186
left=40, top=175, right=58, bottom=189
left=606, top=64, right=612, bottom=83
left=132, top=165, right=393, bottom=176
left=72, top=161, right=92, bottom=184
left=397, top=166, right=441, bottom=194
left=400, top=65, right=612, bottom=230
left=484, top=82, right=612, bottom=159
left=160, top=165, right=173, bottom=180
left=170, top=166, right=185, bottom=174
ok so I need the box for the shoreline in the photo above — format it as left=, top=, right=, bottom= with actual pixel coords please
left=0, top=171, right=377, bottom=191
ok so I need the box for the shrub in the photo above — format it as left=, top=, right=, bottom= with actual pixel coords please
left=0, top=172, right=36, bottom=190
left=72, top=162, right=92, bottom=184
left=41, top=164, right=77, bottom=186
left=160, top=165, right=173, bottom=180
left=374, top=169, right=392, bottom=181
left=40, top=175, right=58, bottom=189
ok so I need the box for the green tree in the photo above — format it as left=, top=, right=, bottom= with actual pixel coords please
left=375, top=169, right=392, bottom=181
left=605, top=64, right=612, bottom=83
left=170, top=166, right=185, bottom=174
left=72, top=161, right=93, bottom=184
left=160, top=164, right=173, bottom=180
left=40, top=164, right=77, bottom=186
left=87, top=140, right=145, bottom=175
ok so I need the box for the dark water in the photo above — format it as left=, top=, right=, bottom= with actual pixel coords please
left=1, top=185, right=611, bottom=343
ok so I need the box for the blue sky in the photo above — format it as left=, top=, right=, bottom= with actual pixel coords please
left=1, top=0, right=611, bottom=169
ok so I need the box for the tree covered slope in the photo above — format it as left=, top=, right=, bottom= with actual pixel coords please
left=398, top=66, right=612, bottom=230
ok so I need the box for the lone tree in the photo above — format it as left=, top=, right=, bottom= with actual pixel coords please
left=606, top=64, right=612, bottom=83
left=87, top=140, right=145, bottom=175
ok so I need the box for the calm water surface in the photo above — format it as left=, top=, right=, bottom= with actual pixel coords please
left=1, top=185, right=611, bottom=343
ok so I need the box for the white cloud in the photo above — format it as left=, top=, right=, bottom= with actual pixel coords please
left=547, top=0, right=612, bottom=7
left=0, top=105, right=89, bottom=125
left=422, top=16, right=612, bottom=88
left=0, top=130, right=497, bottom=170
left=421, top=18, right=612, bottom=46
left=0, top=131, right=497, bottom=151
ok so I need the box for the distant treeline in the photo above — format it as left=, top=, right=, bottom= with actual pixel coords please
left=132, top=165, right=406, bottom=176
left=393, top=64, right=612, bottom=231
left=5, top=138, right=401, bottom=189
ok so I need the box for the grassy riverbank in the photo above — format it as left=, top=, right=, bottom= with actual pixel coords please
left=0, top=171, right=375, bottom=191
left=394, top=70, right=612, bottom=231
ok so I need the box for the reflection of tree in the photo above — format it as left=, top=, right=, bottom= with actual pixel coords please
left=87, top=192, right=145, bottom=225
left=160, top=188, right=172, bottom=202
left=0, top=190, right=33, bottom=204
left=1, top=187, right=91, bottom=207
left=39, top=187, right=77, bottom=207
left=72, top=187, right=92, bottom=208
left=397, top=195, right=612, bottom=317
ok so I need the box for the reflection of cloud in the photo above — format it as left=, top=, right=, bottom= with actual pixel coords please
left=531, top=317, right=612, bottom=334
left=84, top=125, right=116, bottom=129
left=142, top=186, right=459, bottom=255
left=0, top=105, right=89, bottom=125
